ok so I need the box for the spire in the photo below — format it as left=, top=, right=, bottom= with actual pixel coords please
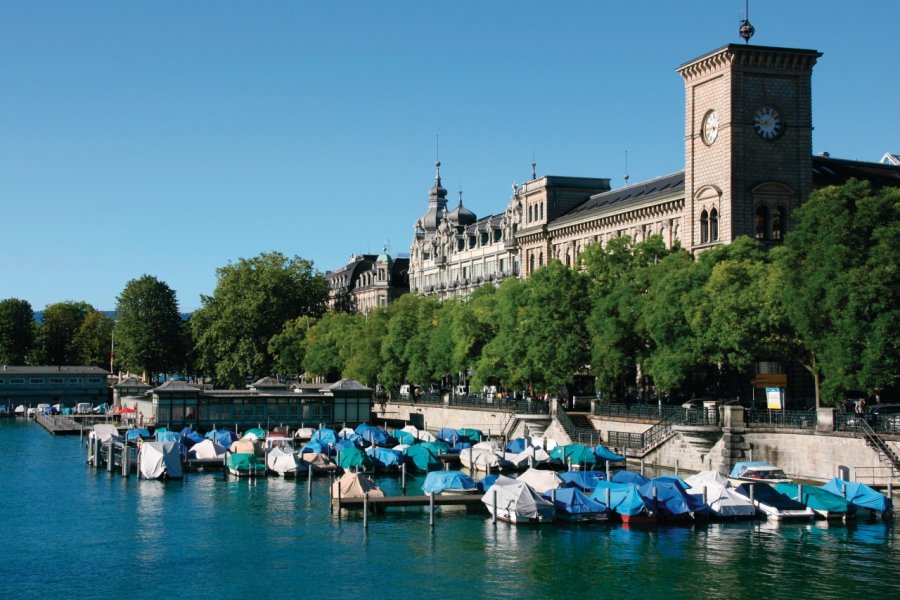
left=429, top=159, right=448, bottom=200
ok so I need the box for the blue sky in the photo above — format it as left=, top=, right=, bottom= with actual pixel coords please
left=2, top=1, right=897, bottom=312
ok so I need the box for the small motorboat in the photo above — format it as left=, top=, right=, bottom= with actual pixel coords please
left=774, top=482, right=851, bottom=520
left=481, top=475, right=555, bottom=524
left=422, top=470, right=479, bottom=495
left=734, top=482, right=814, bottom=521
left=590, top=481, right=656, bottom=524
left=516, top=468, right=563, bottom=494
left=820, top=478, right=893, bottom=521
left=543, top=487, right=610, bottom=523
left=728, top=461, right=792, bottom=486
left=138, top=441, right=184, bottom=480
left=225, top=451, right=267, bottom=477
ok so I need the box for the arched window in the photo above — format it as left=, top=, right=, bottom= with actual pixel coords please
left=565, top=253, right=571, bottom=267
left=700, top=210, right=709, bottom=244
left=755, top=206, right=768, bottom=240
left=529, top=253, right=535, bottom=274
left=771, top=207, right=785, bottom=240
left=710, top=208, right=719, bottom=242
left=528, top=205, right=533, bottom=223
left=539, top=252, right=544, bottom=267
left=540, top=202, right=544, bottom=220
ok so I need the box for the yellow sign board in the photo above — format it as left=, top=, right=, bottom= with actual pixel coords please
left=766, top=387, right=784, bottom=410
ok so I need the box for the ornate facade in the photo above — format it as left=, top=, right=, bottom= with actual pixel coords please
left=409, top=42, right=900, bottom=297
left=326, top=251, right=409, bottom=314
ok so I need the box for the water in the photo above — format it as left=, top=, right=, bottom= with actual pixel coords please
left=2, top=419, right=897, bottom=599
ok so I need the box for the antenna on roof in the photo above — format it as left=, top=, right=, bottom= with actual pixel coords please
left=531, top=148, right=537, bottom=181
left=739, top=0, right=755, bottom=44
left=624, top=150, right=630, bottom=186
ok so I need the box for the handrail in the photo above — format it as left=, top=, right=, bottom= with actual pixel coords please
left=856, top=418, right=900, bottom=478
left=555, top=406, right=602, bottom=446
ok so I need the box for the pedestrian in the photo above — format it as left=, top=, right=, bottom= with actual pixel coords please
left=855, top=397, right=866, bottom=414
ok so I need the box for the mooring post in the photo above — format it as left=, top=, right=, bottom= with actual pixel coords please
left=307, top=464, right=313, bottom=498
left=841, top=482, right=847, bottom=498
left=401, top=462, right=407, bottom=492
left=749, top=484, right=756, bottom=514
left=605, top=487, right=611, bottom=510
left=469, top=447, right=474, bottom=472
left=551, top=488, right=557, bottom=507
left=798, top=483, right=804, bottom=504
left=80, top=422, right=84, bottom=444
left=223, top=453, right=228, bottom=479
left=640, top=459, right=644, bottom=477
left=605, top=460, right=610, bottom=481
left=363, top=491, right=368, bottom=529
left=675, top=460, right=679, bottom=477
left=122, top=445, right=129, bottom=477
left=429, top=492, right=435, bottom=528
left=492, top=489, right=498, bottom=524
left=888, top=482, right=893, bottom=498
left=703, top=485, right=708, bottom=507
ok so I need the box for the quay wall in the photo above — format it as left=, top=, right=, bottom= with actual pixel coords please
left=376, top=402, right=513, bottom=437
left=588, top=417, right=655, bottom=441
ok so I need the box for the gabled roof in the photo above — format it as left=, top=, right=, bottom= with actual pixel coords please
left=152, top=380, right=200, bottom=393
left=321, top=379, right=371, bottom=392
left=114, top=376, right=151, bottom=389
left=248, top=376, right=287, bottom=390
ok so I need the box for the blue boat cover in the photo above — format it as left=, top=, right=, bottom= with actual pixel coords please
left=821, top=478, right=892, bottom=513
left=422, top=470, right=477, bottom=494
left=359, top=427, right=392, bottom=447
left=367, top=447, right=404, bottom=469
left=639, top=480, right=709, bottom=517
left=393, top=430, right=416, bottom=445
left=125, top=428, right=151, bottom=442
left=437, top=428, right=461, bottom=444
left=612, top=470, right=650, bottom=486
left=336, top=446, right=372, bottom=470
left=156, top=431, right=181, bottom=443
left=729, top=461, right=776, bottom=478
left=312, top=428, right=337, bottom=446
left=206, top=429, right=238, bottom=447
left=339, top=430, right=362, bottom=443
left=734, top=482, right=807, bottom=510
left=300, top=440, right=328, bottom=454
left=543, top=487, right=608, bottom=515
left=477, top=474, right=499, bottom=492
left=457, top=428, right=483, bottom=443
left=419, top=441, right=450, bottom=455
left=449, top=441, right=472, bottom=453
left=334, top=439, right=359, bottom=453
left=506, top=438, right=528, bottom=453
left=550, top=444, right=597, bottom=466
left=594, top=445, right=625, bottom=462
left=183, top=431, right=204, bottom=447
left=654, top=475, right=690, bottom=490
left=559, top=471, right=606, bottom=491
left=354, top=423, right=375, bottom=435
left=590, top=481, right=646, bottom=516
left=404, top=445, right=441, bottom=472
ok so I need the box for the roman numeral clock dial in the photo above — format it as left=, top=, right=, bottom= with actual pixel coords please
left=754, top=106, right=784, bottom=140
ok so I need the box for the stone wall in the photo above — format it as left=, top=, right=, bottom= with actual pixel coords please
left=376, top=402, right=514, bottom=437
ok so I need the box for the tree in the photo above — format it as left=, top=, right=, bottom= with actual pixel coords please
left=344, top=309, right=389, bottom=387
left=116, top=275, right=185, bottom=378
left=0, top=298, right=35, bottom=364
left=778, top=180, right=900, bottom=406
left=268, top=316, right=312, bottom=378
left=74, top=310, right=115, bottom=369
left=31, top=301, right=93, bottom=365
left=191, top=252, right=328, bottom=387
left=379, top=294, right=422, bottom=390
left=303, top=312, right=360, bottom=382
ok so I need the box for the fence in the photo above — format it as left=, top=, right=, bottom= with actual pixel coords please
left=745, top=409, right=816, bottom=430
left=836, top=412, right=900, bottom=436
left=592, top=403, right=685, bottom=421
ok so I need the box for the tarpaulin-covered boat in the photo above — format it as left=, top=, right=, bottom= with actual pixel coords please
left=138, top=441, right=183, bottom=480
left=481, top=475, right=555, bottom=524
left=543, top=487, right=609, bottom=522
left=821, top=478, right=892, bottom=520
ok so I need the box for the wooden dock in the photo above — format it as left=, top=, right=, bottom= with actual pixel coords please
left=34, top=413, right=87, bottom=435
left=333, top=493, right=484, bottom=511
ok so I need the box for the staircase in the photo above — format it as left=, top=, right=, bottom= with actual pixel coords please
left=858, top=419, right=900, bottom=480
left=555, top=406, right=602, bottom=446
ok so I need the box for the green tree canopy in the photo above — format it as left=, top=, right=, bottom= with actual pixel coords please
left=0, top=298, right=35, bottom=364
left=32, top=301, right=93, bottom=365
left=115, top=275, right=185, bottom=378
left=74, top=310, right=115, bottom=370
left=191, top=252, right=328, bottom=387
left=268, top=316, right=312, bottom=378
left=303, top=312, right=361, bottom=382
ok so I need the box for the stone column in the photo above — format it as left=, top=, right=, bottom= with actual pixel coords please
left=719, top=405, right=748, bottom=475
left=816, top=407, right=835, bottom=433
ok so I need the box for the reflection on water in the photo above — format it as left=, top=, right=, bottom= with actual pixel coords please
left=1, top=420, right=898, bottom=599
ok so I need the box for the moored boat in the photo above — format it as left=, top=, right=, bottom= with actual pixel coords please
left=225, top=451, right=267, bottom=477
left=728, top=461, right=792, bottom=486
left=774, top=482, right=851, bottom=520
left=543, top=487, right=610, bottom=523
left=138, top=441, right=184, bottom=480
left=684, top=471, right=755, bottom=519
left=422, top=470, right=479, bottom=495
left=820, top=478, right=893, bottom=521
left=734, top=482, right=814, bottom=520
left=590, top=481, right=656, bottom=524
left=481, top=475, right=555, bottom=524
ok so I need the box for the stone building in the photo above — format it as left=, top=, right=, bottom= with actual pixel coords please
left=409, top=42, right=900, bottom=298
left=326, top=251, right=409, bottom=314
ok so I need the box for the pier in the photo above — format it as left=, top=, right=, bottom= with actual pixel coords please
left=34, top=412, right=118, bottom=436
left=332, top=493, right=484, bottom=511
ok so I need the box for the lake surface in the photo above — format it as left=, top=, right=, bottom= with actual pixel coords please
left=1, top=419, right=897, bottom=599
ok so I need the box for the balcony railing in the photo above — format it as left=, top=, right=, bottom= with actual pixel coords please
left=745, top=409, right=816, bottom=430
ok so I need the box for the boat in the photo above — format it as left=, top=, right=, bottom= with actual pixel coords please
left=543, top=487, right=610, bottom=522
left=733, top=482, right=814, bottom=520
left=336, top=445, right=374, bottom=473
left=401, top=425, right=436, bottom=442
left=186, top=439, right=227, bottom=469
left=437, top=427, right=462, bottom=444
left=366, top=446, right=404, bottom=472
left=138, top=441, right=184, bottom=480
left=505, top=446, right=552, bottom=470
left=294, top=427, right=315, bottom=442
left=481, top=475, right=555, bottom=524
left=205, top=429, right=239, bottom=448
left=820, top=478, right=893, bottom=520
left=242, top=427, right=267, bottom=441
left=516, top=467, right=563, bottom=494
left=331, top=472, right=384, bottom=500
left=549, top=444, right=597, bottom=470
left=457, top=428, right=484, bottom=443
left=684, top=471, right=756, bottom=519
left=459, top=447, right=514, bottom=472
left=266, top=446, right=303, bottom=477
left=311, top=427, right=337, bottom=446
left=611, top=470, right=650, bottom=486
left=590, top=481, right=656, bottom=524
left=594, top=445, right=626, bottom=467
left=404, top=444, right=442, bottom=472
left=559, top=471, right=606, bottom=493
left=639, top=479, right=710, bottom=521
left=392, top=429, right=417, bottom=445
left=225, top=452, right=267, bottom=477
left=421, top=470, right=479, bottom=495
left=774, top=483, right=851, bottom=520
left=298, top=452, right=338, bottom=474
left=728, top=461, right=792, bottom=486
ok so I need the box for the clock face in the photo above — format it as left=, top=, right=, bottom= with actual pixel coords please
left=754, top=106, right=784, bottom=140
left=702, top=110, right=719, bottom=145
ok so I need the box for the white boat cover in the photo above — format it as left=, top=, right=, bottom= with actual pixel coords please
left=230, top=439, right=258, bottom=454
left=139, top=441, right=183, bottom=479
left=460, top=448, right=501, bottom=471
left=684, top=470, right=730, bottom=488
left=393, top=444, right=410, bottom=453
left=401, top=425, right=436, bottom=442
left=686, top=481, right=755, bottom=517
left=14, top=405, right=25, bottom=414
left=331, top=472, right=385, bottom=499
left=482, top=475, right=555, bottom=522
left=517, top=468, right=563, bottom=493
left=267, top=447, right=301, bottom=475
left=473, top=441, right=503, bottom=453
left=294, top=427, right=315, bottom=441
left=187, top=439, right=227, bottom=460
left=529, top=436, right=559, bottom=452
left=91, top=424, right=122, bottom=443
left=337, top=427, right=356, bottom=438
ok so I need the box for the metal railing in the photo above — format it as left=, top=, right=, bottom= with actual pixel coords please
left=592, top=403, right=685, bottom=421
left=556, top=406, right=602, bottom=446
left=745, top=409, right=816, bottom=430
left=837, top=412, right=900, bottom=436
left=449, top=395, right=514, bottom=411
left=513, top=400, right=550, bottom=415
left=607, top=431, right=644, bottom=450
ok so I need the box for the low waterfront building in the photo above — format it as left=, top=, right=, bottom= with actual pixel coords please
left=0, top=365, right=110, bottom=407
left=123, top=376, right=373, bottom=430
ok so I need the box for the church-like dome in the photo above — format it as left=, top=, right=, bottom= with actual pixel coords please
left=418, top=161, right=448, bottom=231
left=447, top=191, right=477, bottom=226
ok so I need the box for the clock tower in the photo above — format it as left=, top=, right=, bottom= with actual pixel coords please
left=677, top=44, right=822, bottom=250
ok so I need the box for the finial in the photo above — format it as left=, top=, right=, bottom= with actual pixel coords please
left=739, top=0, right=755, bottom=44
left=458, top=187, right=463, bottom=207
left=624, top=150, right=630, bottom=186
left=531, top=149, right=537, bottom=181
